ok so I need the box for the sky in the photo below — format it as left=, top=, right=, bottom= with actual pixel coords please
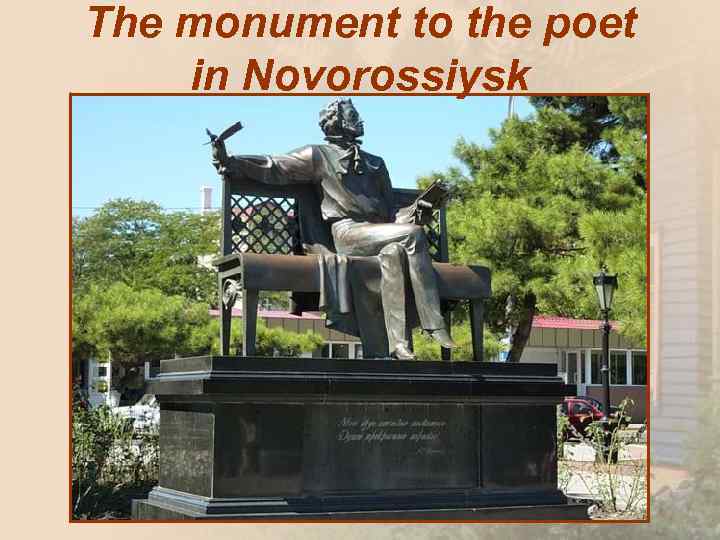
left=71, top=96, right=533, bottom=217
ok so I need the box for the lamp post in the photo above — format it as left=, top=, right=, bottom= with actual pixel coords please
left=593, top=269, right=618, bottom=421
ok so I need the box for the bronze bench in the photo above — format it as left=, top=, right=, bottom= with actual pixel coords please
left=213, top=179, right=491, bottom=361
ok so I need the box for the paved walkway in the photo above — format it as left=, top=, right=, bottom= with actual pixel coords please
left=564, top=442, right=646, bottom=461
left=563, top=469, right=646, bottom=511
left=561, top=441, right=647, bottom=512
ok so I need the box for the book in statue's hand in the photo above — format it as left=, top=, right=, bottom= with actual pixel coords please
left=395, top=180, right=453, bottom=225
left=415, top=179, right=453, bottom=209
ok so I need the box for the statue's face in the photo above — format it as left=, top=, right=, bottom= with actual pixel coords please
left=339, top=101, right=364, bottom=138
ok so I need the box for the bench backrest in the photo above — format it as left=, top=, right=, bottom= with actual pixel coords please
left=221, top=178, right=449, bottom=263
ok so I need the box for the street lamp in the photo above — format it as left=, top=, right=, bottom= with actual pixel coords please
left=593, top=269, right=618, bottom=422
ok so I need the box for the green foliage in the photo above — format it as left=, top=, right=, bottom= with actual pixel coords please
left=556, top=408, right=572, bottom=492
left=72, top=282, right=211, bottom=365
left=583, top=399, right=645, bottom=516
left=554, top=393, right=717, bottom=533
left=72, top=199, right=319, bottom=366
left=259, top=291, right=291, bottom=310
left=412, top=323, right=504, bottom=361
left=72, top=387, right=158, bottom=519
left=528, top=96, right=634, bottom=159
left=688, top=397, right=720, bottom=487
left=424, top=96, right=647, bottom=356
left=73, top=281, right=323, bottom=365
left=195, top=317, right=324, bottom=357
left=257, top=323, right=325, bottom=357
left=72, top=199, right=220, bottom=304
left=657, top=394, right=720, bottom=535
left=557, top=406, right=570, bottom=458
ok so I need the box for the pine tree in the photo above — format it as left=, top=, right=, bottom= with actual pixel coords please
left=424, top=96, right=646, bottom=361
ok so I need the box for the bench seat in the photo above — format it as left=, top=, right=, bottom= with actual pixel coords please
left=213, top=253, right=491, bottom=360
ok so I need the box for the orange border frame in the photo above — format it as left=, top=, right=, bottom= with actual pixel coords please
left=69, top=92, right=651, bottom=525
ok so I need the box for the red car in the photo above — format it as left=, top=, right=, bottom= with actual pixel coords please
left=560, top=396, right=626, bottom=439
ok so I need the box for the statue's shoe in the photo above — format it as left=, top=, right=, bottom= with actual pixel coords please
left=428, top=328, right=457, bottom=348
left=391, top=343, right=417, bottom=360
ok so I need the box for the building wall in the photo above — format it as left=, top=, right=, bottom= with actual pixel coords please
left=520, top=335, right=648, bottom=423
left=520, top=347, right=559, bottom=365
left=525, top=326, right=636, bottom=350
left=585, top=386, right=647, bottom=425
left=649, top=71, right=717, bottom=465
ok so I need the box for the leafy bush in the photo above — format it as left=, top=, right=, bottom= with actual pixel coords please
left=72, top=199, right=219, bottom=305
left=570, top=398, right=646, bottom=518
left=648, top=394, right=720, bottom=536
left=73, top=282, right=211, bottom=365
left=72, top=386, right=158, bottom=519
left=413, top=322, right=504, bottom=361
left=75, top=282, right=324, bottom=362
left=256, top=323, right=325, bottom=357
left=556, top=405, right=570, bottom=458
left=187, top=317, right=323, bottom=357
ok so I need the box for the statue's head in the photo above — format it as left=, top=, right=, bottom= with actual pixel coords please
left=319, top=98, right=364, bottom=140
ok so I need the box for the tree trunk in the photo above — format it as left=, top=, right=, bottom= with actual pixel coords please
left=506, top=293, right=537, bottom=363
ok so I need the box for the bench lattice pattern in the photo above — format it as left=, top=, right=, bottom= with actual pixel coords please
left=229, top=194, right=298, bottom=255
left=228, top=193, right=442, bottom=261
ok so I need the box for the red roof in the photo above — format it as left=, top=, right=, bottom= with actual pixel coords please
left=532, top=315, right=619, bottom=331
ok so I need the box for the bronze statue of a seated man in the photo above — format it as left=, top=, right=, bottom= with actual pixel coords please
left=211, top=98, right=454, bottom=360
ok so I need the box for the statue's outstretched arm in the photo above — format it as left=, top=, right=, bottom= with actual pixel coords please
left=213, top=143, right=316, bottom=186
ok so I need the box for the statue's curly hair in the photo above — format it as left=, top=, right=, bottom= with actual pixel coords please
left=319, top=98, right=352, bottom=137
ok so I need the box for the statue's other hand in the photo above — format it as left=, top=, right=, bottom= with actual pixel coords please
left=394, top=205, right=415, bottom=225
left=418, top=208, right=434, bottom=226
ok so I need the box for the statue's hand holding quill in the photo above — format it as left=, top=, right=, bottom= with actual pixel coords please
left=206, top=121, right=243, bottom=175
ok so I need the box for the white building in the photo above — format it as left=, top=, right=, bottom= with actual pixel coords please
left=520, top=316, right=647, bottom=422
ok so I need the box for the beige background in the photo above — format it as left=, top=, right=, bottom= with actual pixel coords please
left=2, top=0, right=718, bottom=536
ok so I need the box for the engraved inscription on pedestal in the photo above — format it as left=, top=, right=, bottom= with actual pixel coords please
left=304, top=403, right=477, bottom=492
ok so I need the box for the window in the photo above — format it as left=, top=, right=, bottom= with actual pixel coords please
left=584, top=396, right=603, bottom=410
left=97, top=366, right=107, bottom=377
left=632, top=351, right=647, bottom=385
left=590, top=351, right=602, bottom=384
left=559, top=351, right=567, bottom=373
left=567, top=353, right=577, bottom=383
left=573, top=402, right=592, bottom=415
left=590, top=350, right=631, bottom=385
left=610, top=351, right=627, bottom=384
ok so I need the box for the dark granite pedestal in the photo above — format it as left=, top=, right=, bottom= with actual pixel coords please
left=132, top=356, right=588, bottom=521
